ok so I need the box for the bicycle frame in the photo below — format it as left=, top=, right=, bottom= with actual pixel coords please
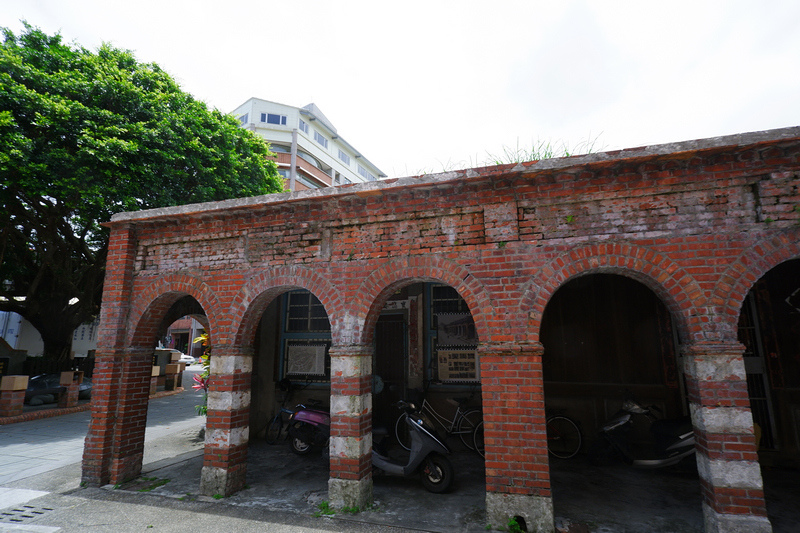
left=419, top=398, right=471, bottom=436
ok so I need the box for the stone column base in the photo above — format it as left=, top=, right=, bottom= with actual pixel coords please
left=703, top=503, right=772, bottom=533
left=486, top=492, right=554, bottom=533
left=200, top=465, right=247, bottom=497
left=328, top=477, right=372, bottom=510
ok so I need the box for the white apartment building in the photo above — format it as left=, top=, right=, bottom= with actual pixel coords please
left=231, top=98, right=386, bottom=191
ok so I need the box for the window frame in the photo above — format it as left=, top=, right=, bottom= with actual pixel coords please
left=278, top=290, right=332, bottom=382
left=358, top=164, right=376, bottom=182
left=313, top=130, right=329, bottom=149
left=262, top=113, right=287, bottom=126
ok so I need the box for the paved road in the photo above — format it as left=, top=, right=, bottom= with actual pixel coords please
left=0, top=367, right=207, bottom=486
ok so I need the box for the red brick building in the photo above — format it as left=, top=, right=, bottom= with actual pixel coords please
left=82, top=127, right=800, bottom=532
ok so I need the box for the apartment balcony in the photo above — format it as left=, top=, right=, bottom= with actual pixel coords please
left=272, top=152, right=333, bottom=190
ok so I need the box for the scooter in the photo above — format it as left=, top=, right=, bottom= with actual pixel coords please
left=372, top=400, right=455, bottom=493
left=591, top=395, right=695, bottom=468
left=288, top=400, right=330, bottom=455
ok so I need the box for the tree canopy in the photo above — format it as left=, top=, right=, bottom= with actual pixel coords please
left=0, top=23, right=285, bottom=360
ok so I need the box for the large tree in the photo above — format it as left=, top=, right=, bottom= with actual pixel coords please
left=0, top=24, right=284, bottom=361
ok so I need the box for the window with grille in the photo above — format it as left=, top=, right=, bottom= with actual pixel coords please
left=280, top=290, right=332, bottom=381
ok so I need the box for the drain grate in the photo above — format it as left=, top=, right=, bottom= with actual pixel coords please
left=0, top=505, right=55, bottom=523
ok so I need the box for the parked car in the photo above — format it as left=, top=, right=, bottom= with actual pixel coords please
left=179, top=353, right=196, bottom=364
left=25, top=374, right=92, bottom=405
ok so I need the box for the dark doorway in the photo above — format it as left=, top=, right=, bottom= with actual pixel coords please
left=374, top=313, right=407, bottom=429
left=738, top=258, right=800, bottom=464
left=541, top=273, right=682, bottom=442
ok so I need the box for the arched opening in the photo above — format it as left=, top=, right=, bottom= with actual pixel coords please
left=542, top=273, right=683, bottom=429
left=249, top=288, right=333, bottom=442
left=541, top=273, right=702, bottom=530
left=371, top=282, right=481, bottom=435
left=737, top=258, right=800, bottom=464
left=368, top=280, right=485, bottom=518
left=91, top=292, right=210, bottom=486
left=736, top=257, right=800, bottom=530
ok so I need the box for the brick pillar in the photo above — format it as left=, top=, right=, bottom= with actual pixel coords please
left=110, top=350, right=153, bottom=483
left=480, top=342, right=553, bottom=533
left=58, top=371, right=81, bottom=408
left=150, top=366, right=160, bottom=395
left=164, top=363, right=181, bottom=391
left=0, top=375, right=28, bottom=417
left=83, top=222, right=139, bottom=486
left=683, top=342, right=772, bottom=533
left=82, top=349, right=151, bottom=486
left=328, top=344, right=373, bottom=509
left=200, top=346, right=252, bottom=497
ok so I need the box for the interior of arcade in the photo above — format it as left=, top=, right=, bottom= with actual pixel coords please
left=154, top=258, right=799, bottom=479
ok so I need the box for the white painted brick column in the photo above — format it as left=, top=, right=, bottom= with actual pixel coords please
left=682, top=342, right=772, bottom=533
left=200, top=346, right=253, bottom=497
left=327, top=344, right=373, bottom=509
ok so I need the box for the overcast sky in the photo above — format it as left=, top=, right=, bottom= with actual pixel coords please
left=4, top=1, right=800, bottom=178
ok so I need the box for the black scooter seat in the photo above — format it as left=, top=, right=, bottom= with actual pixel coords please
left=651, top=416, right=693, bottom=439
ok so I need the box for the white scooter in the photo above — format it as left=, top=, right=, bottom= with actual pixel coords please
left=372, top=400, right=455, bottom=493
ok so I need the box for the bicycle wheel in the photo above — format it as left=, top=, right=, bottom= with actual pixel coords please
left=546, top=415, right=582, bottom=459
left=265, top=415, right=282, bottom=444
left=456, top=409, right=482, bottom=451
left=473, top=421, right=484, bottom=458
left=395, top=412, right=412, bottom=451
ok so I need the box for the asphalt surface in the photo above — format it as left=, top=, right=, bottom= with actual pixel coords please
left=1, top=367, right=799, bottom=532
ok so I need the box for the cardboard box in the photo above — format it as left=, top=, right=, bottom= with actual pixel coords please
left=60, top=371, right=84, bottom=385
left=151, top=366, right=161, bottom=377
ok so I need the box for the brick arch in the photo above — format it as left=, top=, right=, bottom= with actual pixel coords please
left=128, top=273, right=223, bottom=348
left=354, top=255, right=491, bottom=346
left=521, top=242, right=702, bottom=344
left=230, top=265, right=343, bottom=346
left=714, top=230, right=800, bottom=340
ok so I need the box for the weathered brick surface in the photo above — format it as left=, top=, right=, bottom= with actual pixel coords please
left=83, top=128, right=800, bottom=530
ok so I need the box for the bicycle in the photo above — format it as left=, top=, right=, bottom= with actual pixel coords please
left=265, top=379, right=303, bottom=445
left=395, top=391, right=482, bottom=453
left=473, top=413, right=581, bottom=459
left=546, top=414, right=582, bottom=459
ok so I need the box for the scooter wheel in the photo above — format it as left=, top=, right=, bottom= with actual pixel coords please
left=290, top=436, right=313, bottom=455
left=420, top=453, right=454, bottom=493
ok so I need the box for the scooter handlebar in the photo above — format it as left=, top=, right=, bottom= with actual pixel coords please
left=393, top=400, right=418, bottom=413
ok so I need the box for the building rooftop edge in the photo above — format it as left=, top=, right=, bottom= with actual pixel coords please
left=108, top=125, right=800, bottom=225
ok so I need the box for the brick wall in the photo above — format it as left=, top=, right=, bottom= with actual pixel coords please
left=85, top=127, right=800, bottom=531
